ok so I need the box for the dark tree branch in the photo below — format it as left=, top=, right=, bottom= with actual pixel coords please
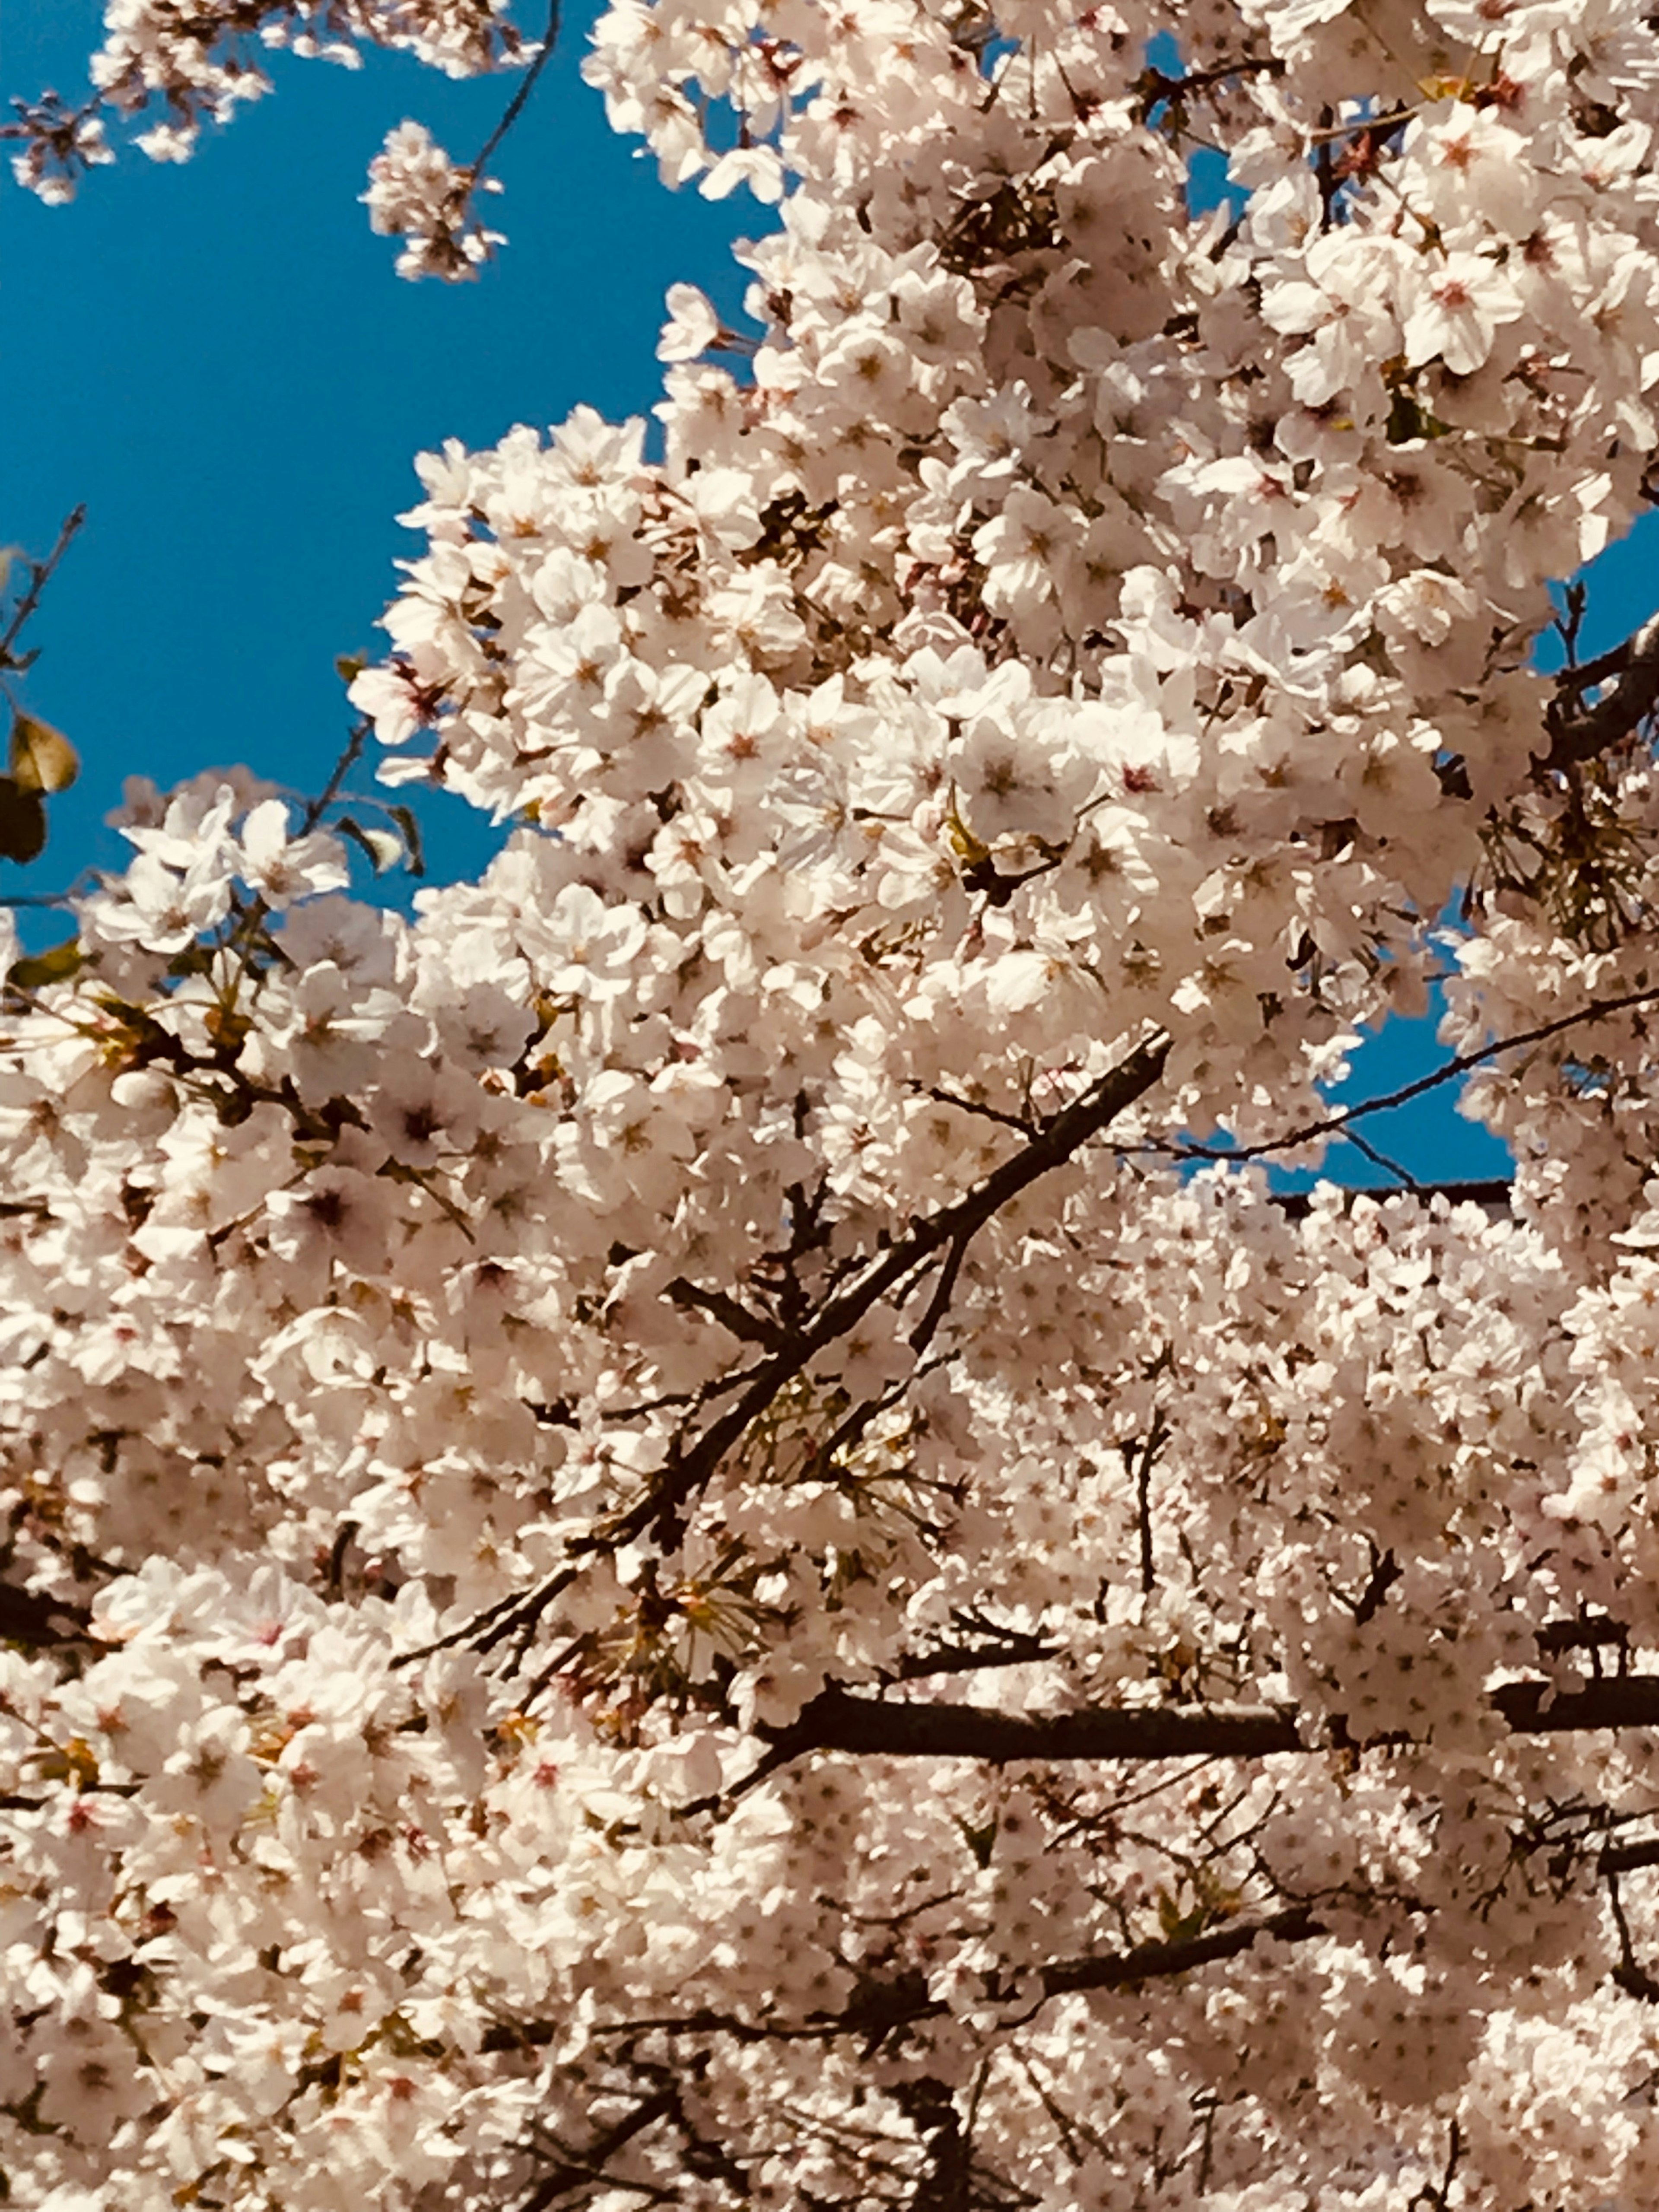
left=1128, top=1417, right=1169, bottom=1597
left=763, top=1688, right=1307, bottom=1764
left=493, top=1905, right=1335, bottom=2064
left=1272, top=1178, right=1513, bottom=1219
left=430, top=1033, right=1173, bottom=1670
left=629, top=1031, right=1171, bottom=1550
left=1042, top=1903, right=1323, bottom=1996
left=1165, top=985, right=1659, bottom=1169
left=1351, top=1546, right=1400, bottom=1628
left=757, top=1672, right=1659, bottom=1771
left=667, top=1276, right=786, bottom=1348
left=894, top=1641, right=1064, bottom=1682
left=488, top=1821, right=1659, bottom=2066
left=468, top=0, right=561, bottom=188
left=1540, top=612, right=1659, bottom=775
left=515, top=2085, right=678, bottom=2212
left=0, top=1580, right=92, bottom=1648
left=0, top=505, right=86, bottom=674
left=909, top=1228, right=970, bottom=1356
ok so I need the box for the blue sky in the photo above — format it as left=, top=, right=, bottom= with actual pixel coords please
left=5, top=2, right=1657, bottom=1186
left=3, top=0, right=756, bottom=889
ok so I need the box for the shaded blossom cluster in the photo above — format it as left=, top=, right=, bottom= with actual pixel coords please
left=13, top=0, right=1659, bottom=2206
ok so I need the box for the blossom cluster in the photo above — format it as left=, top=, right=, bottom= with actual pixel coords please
left=12, top=0, right=1659, bottom=2206
left=5, top=0, right=530, bottom=263
left=362, top=120, right=505, bottom=279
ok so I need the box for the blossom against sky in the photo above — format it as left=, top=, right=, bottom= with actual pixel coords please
left=3, top=0, right=755, bottom=887
left=5, top=0, right=1659, bottom=1183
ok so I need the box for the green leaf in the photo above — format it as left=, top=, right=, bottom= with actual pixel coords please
left=7, top=935, right=81, bottom=992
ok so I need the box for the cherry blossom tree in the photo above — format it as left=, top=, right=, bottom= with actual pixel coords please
left=16, top=0, right=1659, bottom=2206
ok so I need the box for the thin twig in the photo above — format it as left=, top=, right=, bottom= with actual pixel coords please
left=1338, top=1126, right=1424, bottom=1192
left=1162, top=982, right=1659, bottom=1168
left=469, top=0, right=562, bottom=187
left=0, top=505, right=86, bottom=670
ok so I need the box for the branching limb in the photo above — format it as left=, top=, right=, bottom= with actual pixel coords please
left=626, top=1033, right=1170, bottom=1553
left=420, top=1039, right=1169, bottom=1670
left=515, top=2085, right=678, bottom=2211
left=493, top=1905, right=1332, bottom=2058
left=1541, top=611, right=1659, bottom=775
left=1163, top=986, right=1659, bottom=1169
left=0, top=507, right=86, bottom=675
left=667, top=1276, right=787, bottom=1348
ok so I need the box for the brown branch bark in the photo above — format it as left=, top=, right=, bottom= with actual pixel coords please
left=759, top=1672, right=1659, bottom=1770
left=0, top=1580, right=92, bottom=1647
left=1273, top=1178, right=1513, bottom=1219
left=1169, top=984, right=1659, bottom=1169
left=1042, top=1904, right=1323, bottom=1996
left=0, top=505, right=86, bottom=671
left=486, top=1830, right=1659, bottom=2068
left=1539, top=612, right=1659, bottom=775
left=514, top=2085, right=678, bottom=2212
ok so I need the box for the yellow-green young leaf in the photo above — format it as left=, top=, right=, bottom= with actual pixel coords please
left=6, top=936, right=81, bottom=992
left=359, top=827, right=405, bottom=874
left=944, top=793, right=990, bottom=865
left=0, top=777, right=47, bottom=864
left=9, top=712, right=79, bottom=795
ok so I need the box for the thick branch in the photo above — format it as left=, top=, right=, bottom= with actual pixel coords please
left=760, top=1673, right=1659, bottom=1769
left=1541, top=612, right=1659, bottom=775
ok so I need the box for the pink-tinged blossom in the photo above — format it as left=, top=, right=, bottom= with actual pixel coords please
left=1401, top=252, right=1526, bottom=375
left=237, top=800, right=351, bottom=907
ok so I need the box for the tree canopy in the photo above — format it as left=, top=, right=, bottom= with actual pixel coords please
left=9, top=0, right=1659, bottom=2206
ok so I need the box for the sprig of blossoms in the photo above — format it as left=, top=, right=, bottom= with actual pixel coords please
left=362, top=119, right=505, bottom=279
left=5, top=0, right=534, bottom=267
